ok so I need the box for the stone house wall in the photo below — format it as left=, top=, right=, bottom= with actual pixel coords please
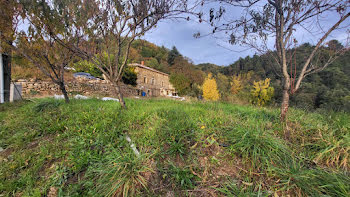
left=15, top=63, right=176, bottom=98
left=131, top=63, right=176, bottom=96
left=16, top=79, right=137, bottom=98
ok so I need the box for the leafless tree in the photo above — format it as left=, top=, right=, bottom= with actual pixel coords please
left=196, top=0, right=350, bottom=121
left=15, top=34, right=75, bottom=103
left=53, top=0, right=189, bottom=109
left=1, top=0, right=84, bottom=103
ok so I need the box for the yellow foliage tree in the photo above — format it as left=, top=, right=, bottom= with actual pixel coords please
left=230, top=75, right=242, bottom=94
left=202, top=73, right=220, bottom=101
left=251, top=78, right=274, bottom=106
left=230, top=71, right=254, bottom=95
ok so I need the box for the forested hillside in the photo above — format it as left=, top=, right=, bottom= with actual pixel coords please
left=219, top=41, right=350, bottom=112
left=12, top=39, right=349, bottom=112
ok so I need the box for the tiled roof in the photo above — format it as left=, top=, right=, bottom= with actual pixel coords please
left=129, top=63, right=169, bottom=76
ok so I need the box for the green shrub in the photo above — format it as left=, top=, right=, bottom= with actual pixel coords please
left=251, top=78, right=274, bottom=106
left=73, top=60, right=102, bottom=77
left=122, top=66, right=137, bottom=86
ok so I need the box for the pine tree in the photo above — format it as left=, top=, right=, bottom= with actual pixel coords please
left=202, top=73, right=220, bottom=101
left=167, top=46, right=180, bottom=65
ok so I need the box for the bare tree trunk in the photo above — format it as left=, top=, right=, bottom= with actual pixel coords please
left=58, top=82, right=69, bottom=103
left=112, top=83, right=126, bottom=109
left=280, top=81, right=290, bottom=122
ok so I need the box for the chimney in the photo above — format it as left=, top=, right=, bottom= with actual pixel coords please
left=141, top=61, right=144, bottom=65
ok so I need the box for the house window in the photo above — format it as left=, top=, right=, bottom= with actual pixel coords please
left=151, top=78, right=155, bottom=85
left=144, top=76, right=147, bottom=83
left=161, top=81, right=164, bottom=87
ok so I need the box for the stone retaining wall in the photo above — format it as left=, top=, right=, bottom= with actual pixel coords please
left=16, top=79, right=137, bottom=98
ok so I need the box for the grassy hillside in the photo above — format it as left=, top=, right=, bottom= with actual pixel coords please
left=1, top=99, right=349, bottom=196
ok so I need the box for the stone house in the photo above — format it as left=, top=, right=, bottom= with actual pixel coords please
left=129, top=62, right=176, bottom=97
left=17, top=61, right=176, bottom=98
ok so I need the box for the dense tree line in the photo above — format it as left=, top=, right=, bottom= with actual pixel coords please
left=219, top=41, right=350, bottom=112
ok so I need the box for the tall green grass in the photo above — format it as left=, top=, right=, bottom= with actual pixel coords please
left=0, top=98, right=349, bottom=196
left=90, top=148, right=153, bottom=197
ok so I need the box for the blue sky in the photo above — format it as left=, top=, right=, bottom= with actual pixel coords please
left=144, top=19, right=244, bottom=66
left=143, top=4, right=349, bottom=66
